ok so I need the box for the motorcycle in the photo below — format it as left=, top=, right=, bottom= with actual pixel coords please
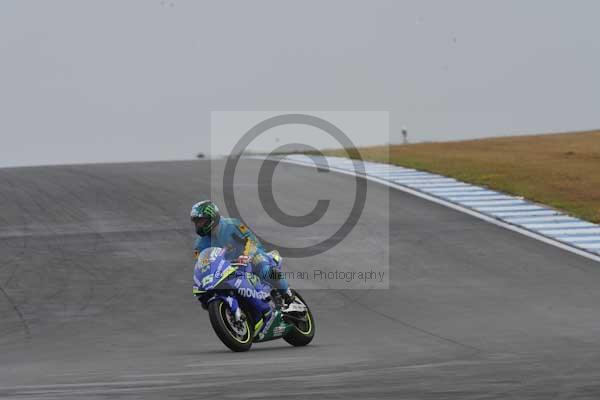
left=192, top=247, right=315, bottom=352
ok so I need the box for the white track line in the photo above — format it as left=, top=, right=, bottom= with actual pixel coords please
left=449, top=196, right=515, bottom=202
left=408, top=183, right=464, bottom=188
left=505, top=216, right=576, bottom=224
left=425, top=187, right=490, bottom=193
left=380, top=172, right=433, bottom=177
left=491, top=210, right=560, bottom=217
left=391, top=178, right=456, bottom=184
left=475, top=205, right=546, bottom=212
left=461, top=200, right=526, bottom=207
left=522, top=222, right=594, bottom=229
left=538, top=228, right=600, bottom=235
left=445, top=192, right=502, bottom=197
left=558, top=236, right=600, bottom=243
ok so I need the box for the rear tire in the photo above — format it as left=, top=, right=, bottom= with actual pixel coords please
left=283, top=290, right=315, bottom=347
left=208, top=299, right=253, bottom=352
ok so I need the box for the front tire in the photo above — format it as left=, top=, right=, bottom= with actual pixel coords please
left=283, top=290, right=315, bottom=347
left=208, top=299, right=253, bottom=352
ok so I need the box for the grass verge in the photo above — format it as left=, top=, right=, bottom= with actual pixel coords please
left=324, top=130, right=600, bottom=223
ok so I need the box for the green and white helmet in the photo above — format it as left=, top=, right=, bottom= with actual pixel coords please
left=190, top=200, right=220, bottom=236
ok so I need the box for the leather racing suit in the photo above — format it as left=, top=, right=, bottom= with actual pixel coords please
left=193, top=217, right=288, bottom=292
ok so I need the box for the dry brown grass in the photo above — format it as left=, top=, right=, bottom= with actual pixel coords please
left=325, top=130, right=600, bottom=223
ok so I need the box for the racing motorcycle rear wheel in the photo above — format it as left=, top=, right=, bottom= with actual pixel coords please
left=283, top=290, right=315, bottom=347
left=208, top=299, right=253, bottom=352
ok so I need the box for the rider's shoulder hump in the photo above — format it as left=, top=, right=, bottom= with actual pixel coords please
left=227, top=218, right=250, bottom=235
left=221, top=217, right=240, bottom=227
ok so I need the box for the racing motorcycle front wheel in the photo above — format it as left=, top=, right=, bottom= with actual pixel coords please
left=208, top=299, right=253, bottom=352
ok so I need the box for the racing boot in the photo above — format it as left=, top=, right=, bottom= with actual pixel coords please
left=280, top=289, right=296, bottom=313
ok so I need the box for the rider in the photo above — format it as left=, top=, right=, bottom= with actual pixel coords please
left=190, top=200, right=295, bottom=310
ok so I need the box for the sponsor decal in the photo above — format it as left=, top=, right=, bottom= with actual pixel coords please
left=248, top=273, right=260, bottom=287
left=215, top=259, right=226, bottom=274
left=262, top=312, right=276, bottom=334
left=237, top=287, right=269, bottom=300
left=270, top=251, right=281, bottom=265
left=253, top=254, right=264, bottom=264
left=202, top=274, right=214, bottom=287
left=273, top=325, right=286, bottom=335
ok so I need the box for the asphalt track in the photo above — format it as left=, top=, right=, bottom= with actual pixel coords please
left=2, top=159, right=600, bottom=399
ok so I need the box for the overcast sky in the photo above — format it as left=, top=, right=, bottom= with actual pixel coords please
left=1, top=1, right=599, bottom=167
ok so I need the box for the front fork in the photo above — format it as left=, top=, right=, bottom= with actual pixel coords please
left=202, top=293, right=243, bottom=321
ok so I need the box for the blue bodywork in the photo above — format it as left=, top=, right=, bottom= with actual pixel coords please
left=193, top=247, right=290, bottom=341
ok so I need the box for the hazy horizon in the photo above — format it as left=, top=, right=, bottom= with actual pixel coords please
left=2, top=1, right=600, bottom=167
